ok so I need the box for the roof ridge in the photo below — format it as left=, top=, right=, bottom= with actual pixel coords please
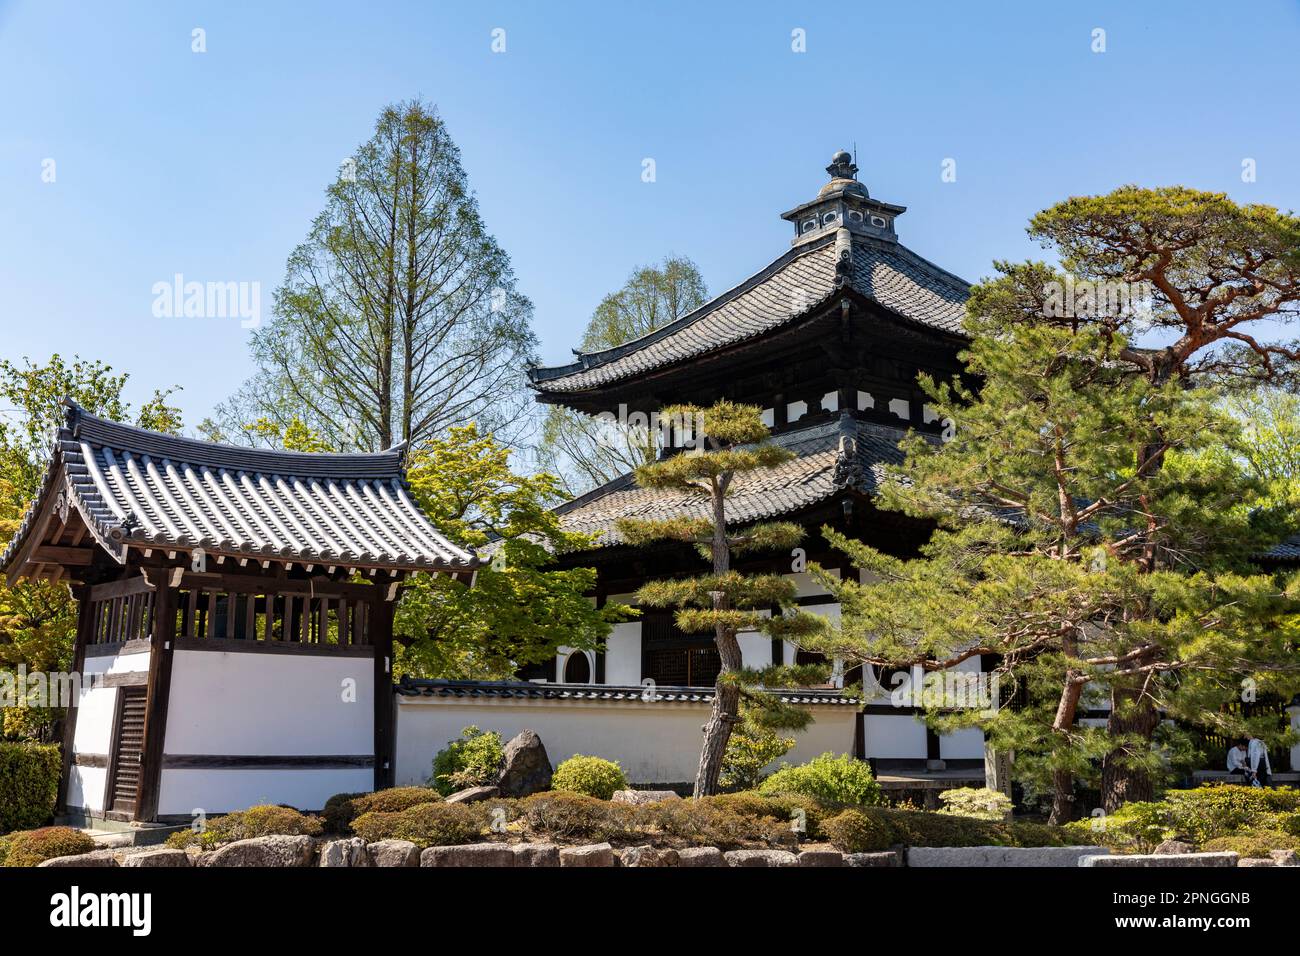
left=64, top=400, right=408, bottom=480
left=528, top=233, right=838, bottom=384
left=856, top=235, right=973, bottom=295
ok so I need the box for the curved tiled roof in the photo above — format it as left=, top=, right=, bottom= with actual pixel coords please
left=1, top=401, right=479, bottom=578
left=396, top=677, right=859, bottom=705
left=529, top=232, right=969, bottom=395
left=553, top=415, right=912, bottom=549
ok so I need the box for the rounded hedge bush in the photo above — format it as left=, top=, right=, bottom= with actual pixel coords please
left=351, top=802, right=483, bottom=848
left=323, top=787, right=441, bottom=834
left=1203, top=831, right=1300, bottom=859
left=0, top=743, right=61, bottom=834
left=823, top=809, right=895, bottom=853
left=166, top=804, right=323, bottom=849
left=520, top=791, right=634, bottom=842
left=3, top=826, right=96, bottom=867
left=552, top=755, right=627, bottom=800
left=758, top=753, right=881, bottom=807
left=707, top=791, right=826, bottom=841
left=431, top=726, right=504, bottom=796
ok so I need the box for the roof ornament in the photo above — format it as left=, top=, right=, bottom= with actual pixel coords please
left=113, top=512, right=141, bottom=542
left=826, top=149, right=858, bottom=181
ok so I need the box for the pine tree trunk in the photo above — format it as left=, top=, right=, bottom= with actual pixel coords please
left=693, top=628, right=744, bottom=797
left=1047, top=631, right=1083, bottom=825
left=693, top=471, right=738, bottom=798
left=1101, top=686, right=1159, bottom=811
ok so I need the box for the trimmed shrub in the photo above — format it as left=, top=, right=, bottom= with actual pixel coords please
left=322, top=792, right=365, bottom=834
left=824, top=809, right=895, bottom=853
left=1203, top=831, right=1300, bottom=859
left=1162, top=786, right=1300, bottom=844
left=644, top=799, right=792, bottom=850
left=937, top=787, right=1013, bottom=821
left=431, top=726, right=504, bottom=796
left=323, top=787, right=441, bottom=834
left=878, top=806, right=1089, bottom=848
left=3, top=826, right=95, bottom=867
left=351, top=802, right=483, bottom=848
left=552, top=755, right=627, bottom=800
left=1063, top=801, right=1172, bottom=853
left=707, top=791, right=826, bottom=841
left=758, top=753, right=881, bottom=807
left=519, top=792, right=635, bottom=842
left=1282, top=813, right=1300, bottom=839
left=166, top=804, right=323, bottom=849
left=0, top=742, right=61, bottom=834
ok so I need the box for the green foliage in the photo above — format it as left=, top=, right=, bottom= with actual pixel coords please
left=396, top=424, right=634, bottom=680
left=165, top=805, right=324, bottom=849
left=538, top=256, right=708, bottom=496
left=758, top=753, right=882, bottom=807
left=2, top=826, right=95, bottom=867
left=1203, top=832, right=1300, bottom=859
left=1162, top=785, right=1300, bottom=844
left=1066, top=800, right=1174, bottom=853
left=706, top=791, right=825, bottom=841
left=0, top=742, right=60, bottom=834
left=644, top=799, right=793, bottom=849
left=350, top=802, right=484, bottom=848
left=322, top=787, right=441, bottom=834
left=823, top=809, right=895, bottom=853
left=214, top=98, right=539, bottom=453
left=518, top=792, right=636, bottom=842
left=552, top=755, right=628, bottom=800
left=720, top=712, right=795, bottom=792
left=937, top=787, right=1014, bottom=821
left=430, top=726, right=504, bottom=796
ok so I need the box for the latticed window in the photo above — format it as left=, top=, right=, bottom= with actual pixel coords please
left=641, top=610, right=721, bottom=687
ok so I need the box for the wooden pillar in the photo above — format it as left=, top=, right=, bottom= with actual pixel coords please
left=56, top=586, right=93, bottom=815
left=135, top=569, right=176, bottom=822
left=371, top=589, right=396, bottom=791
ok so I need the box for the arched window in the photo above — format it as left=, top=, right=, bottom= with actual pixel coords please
left=563, top=651, right=592, bottom=684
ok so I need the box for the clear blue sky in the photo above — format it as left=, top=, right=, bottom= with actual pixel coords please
left=2, top=0, right=1298, bottom=429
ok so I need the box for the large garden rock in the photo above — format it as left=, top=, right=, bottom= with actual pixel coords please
left=38, top=849, right=119, bottom=868
left=1237, top=857, right=1275, bottom=867
left=120, top=848, right=190, bottom=868
left=724, top=849, right=799, bottom=868
left=612, top=790, right=681, bottom=807
left=367, top=840, right=420, bottom=867
left=618, top=845, right=680, bottom=867
left=845, top=851, right=902, bottom=867
left=319, top=838, right=371, bottom=867
left=1079, top=851, right=1237, bottom=867
left=560, top=842, right=614, bottom=867
left=496, top=730, right=552, bottom=797
left=910, top=846, right=1106, bottom=867
left=677, top=846, right=725, bottom=867
left=203, top=835, right=316, bottom=867
left=421, top=843, right=515, bottom=867
left=797, top=849, right=844, bottom=867
left=1154, top=839, right=1195, bottom=855
left=512, top=843, right=560, bottom=867
left=1270, top=849, right=1298, bottom=867
left=445, top=785, right=500, bottom=805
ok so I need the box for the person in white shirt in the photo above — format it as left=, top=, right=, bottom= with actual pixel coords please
left=1226, top=737, right=1272, bottom=787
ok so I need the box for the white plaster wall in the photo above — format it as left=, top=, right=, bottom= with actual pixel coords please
left=68, top=766, right=107, bottom=813
left=165, top=650, right=373, bottom=755
left=863, top=713, right=928, bottom=758
left=72, top=685, right=117, bottom=756
left=158, top=768, right=373, bottom=816
left=738, top=631, right=774, bottom=669
left=83, top=650, right=151, bottom=677
left=604, top=621, right=641, bottom=685
left=940, top=726, right=987, bottom=760
left=395, top=698, right=857, bottom=786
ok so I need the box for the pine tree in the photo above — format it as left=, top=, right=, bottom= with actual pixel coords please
left=807, top=311, right=1300, bottom=820
left=615, top=401, right=826, bottom=796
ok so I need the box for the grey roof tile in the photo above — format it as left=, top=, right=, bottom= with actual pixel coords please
left=1, top=402, right=478, bottom=575
left=397, top=677, right=858, bottom=704
left=529, top=234, right=968, bottom=394
left=554, top=416, right=910, bottom=548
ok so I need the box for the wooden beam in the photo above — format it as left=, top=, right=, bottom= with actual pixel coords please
left=134, top=568, right=176, bottom=823
left=371, top=589, right=396, bottom=791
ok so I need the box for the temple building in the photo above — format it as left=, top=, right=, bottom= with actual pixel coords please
left=514, top=150, right=990, bottom=776
left=2, top=401, right=477, bottom=824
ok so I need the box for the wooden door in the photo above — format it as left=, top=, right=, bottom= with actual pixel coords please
left=106, top=687, right=148, bottom=815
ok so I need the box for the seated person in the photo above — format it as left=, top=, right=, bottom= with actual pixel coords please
left=1227, top=738, right=1257, bottom=785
